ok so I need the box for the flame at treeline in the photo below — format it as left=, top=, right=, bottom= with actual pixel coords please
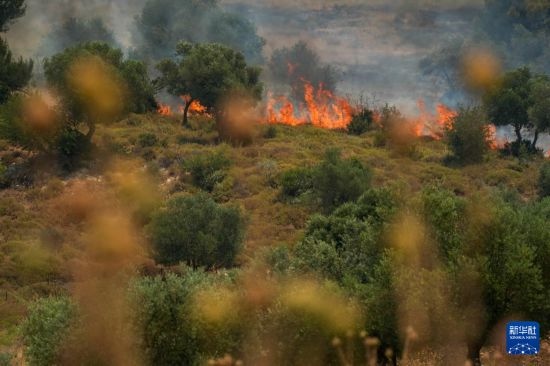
left=410, top=100, right=457, bottom=140
left=157, top=95, right=207, bottom=116
left=266, top=80, right=354, bottom=129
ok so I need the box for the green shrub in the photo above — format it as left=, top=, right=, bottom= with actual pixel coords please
left=539, top=161, right=550, bottom=198
left=278, top=150, right=372, bottom=211
left=137, top=132, right=158, bottom=147
left=347, top=108, right=373, bottom=135
left=0, top=95, right=60, bottom=152
left=148, top=194, right=244, bottom=267
left=313, top=149, right=372, bottom=212
left=129, top=270, right=242, bottom=366
left=0, top=353, right=11, bottom=366
left=291, top=188, right=396, bottom=283
left=0, top=162, right=6, bottom=187
left=263, top=125, right=278, bottom=139
left=184, top=150, right=231, bottom=192
left=445, top=106, right=490, bottom=164
left=21, top=297, right=76, bottom=366
left=279, top=167, right=314, bottom=199
left=420, top=186, right=466, bottom=260
left=56, top=126, right=92, bottom=171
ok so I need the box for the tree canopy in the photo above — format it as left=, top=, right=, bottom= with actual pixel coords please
left=156, top=42, right=262, bottom=126
left=269, top=41, right=339, bottom=102
left=148, top=194, right=244, bottom=267
left=0, top=37, right=32, bottom=104
left=43, top=42, right=157, bottom=140
left=483, top=67, right=533, bottom=145
left=39, top=17, right=117, bottom=57
left=0, top=0, right=26, bottom=32
left=133, top=0, right=264, bottom=64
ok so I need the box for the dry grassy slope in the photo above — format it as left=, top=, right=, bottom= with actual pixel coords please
left=0, top=112, right=544, bottom=348
left=98, top=113, right=542, bottom=254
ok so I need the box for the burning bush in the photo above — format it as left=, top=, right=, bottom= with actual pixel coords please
left=148, top=194, right=244, bottom=267
left=269, top=41, right=338, bottom=103
left=445, top=106, right=491, bottom=164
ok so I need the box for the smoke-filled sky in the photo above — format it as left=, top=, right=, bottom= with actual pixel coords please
left=5, top=0, right=486, bottom=113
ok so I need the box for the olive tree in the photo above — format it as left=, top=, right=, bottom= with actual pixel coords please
left=156, top=42, right=262, bottom=127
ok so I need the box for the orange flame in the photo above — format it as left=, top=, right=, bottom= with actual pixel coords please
left=486, top=124, right=507, bottom=150
left=267, top=80, right=354, bottom=129
left=410, top=99, right=457, bottom=140
left=157, top=96, right=208, bottom=117
left=157, top=103, right=172, bottom=116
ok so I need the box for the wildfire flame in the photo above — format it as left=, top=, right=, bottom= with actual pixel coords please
left=157, top=104, right=172, bottom=116
left=157, top=96, right=208, bottom=117
left=410, top=99, right=457, bottom=140
left=267, top=80, right=354, bottom=129
left=486, top=124, right=507, bottom=150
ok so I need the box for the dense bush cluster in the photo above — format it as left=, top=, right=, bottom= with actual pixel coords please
left=280, top=149, right=372, bottom=212
left=184, top=150, right=231, bottom=192
left=21, top=297, right=76, bottom=366
left=148, top=194, right=244, bottom=267
left=347, top=108, right=374, bottom=136
left=445, top=106, right=491, bottom=164
left=272, top=186, right=550, bottom=362
left=540, top=161, right=550, bottom=198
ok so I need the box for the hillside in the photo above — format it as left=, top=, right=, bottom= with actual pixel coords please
left=0, top=113, right=547, bottom=362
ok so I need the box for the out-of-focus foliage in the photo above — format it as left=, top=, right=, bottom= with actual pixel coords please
left=0, top=37, right=32, bottom=104
left=133, top=0, right=264, bottom=64
left=0, top=0, right=26, bottom=32
left=43, top=42, right=157, bottom=141
left=148, top=194, right=244, bottom=267
left=269, top=185, right=550, bottom=362
left=0, top=94, right=60, bottom=152
left=39, top=17, right=117, bottom=57
left=445, top=106, right=491, bottom=164
left=422, top=0, right=550, bottom=99
left=156, top=42, right=262, bottom=126
left=184, top=149, right=231, bottom=192
left=128, top=270, right=240, bottom=366
left=21, top=296, right=76, bottom=366
left=44, top=42, right=157, bottom=150
left=269, top=41, right=339, bottom=102
left=539, top=161, right=550, bottom=198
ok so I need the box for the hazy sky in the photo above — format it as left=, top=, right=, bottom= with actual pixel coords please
left=5, top=0, right=481, bottom=112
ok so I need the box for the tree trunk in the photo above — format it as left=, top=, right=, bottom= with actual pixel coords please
left=514, top=124, right=522, bottom=143
left=85, top=120, right=96, bottom=141
left=532, top=129, right=539, bottom=150
left=467, top=341, right=482, bottom=366
left=182, top=98, right=193, bottom=127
